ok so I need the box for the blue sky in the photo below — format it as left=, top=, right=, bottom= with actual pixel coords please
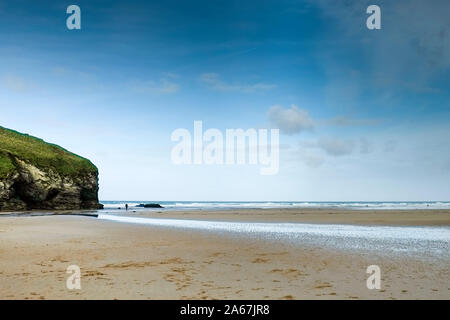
left=1, top=0, right=449, bottom=200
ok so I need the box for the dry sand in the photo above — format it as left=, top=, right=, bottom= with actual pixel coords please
left=0, top=209, right=449, bottom=300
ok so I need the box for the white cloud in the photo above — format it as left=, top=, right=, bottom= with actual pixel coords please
left=384, top=139, right=397, bottom=152
left=200, top=73, right=276, bottom=93
left=298, top=136, right=372, bottom=160
left=317, top=137, right=355, bottom=156
left=300, top=151, right=325, bottom=168
left=267, top=104, right=314, bottom=135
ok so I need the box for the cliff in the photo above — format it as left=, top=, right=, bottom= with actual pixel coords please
left=0, top=126, right=102, bottom=211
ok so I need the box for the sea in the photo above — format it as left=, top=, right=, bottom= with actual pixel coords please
left=100, top=200, right=450, bottom=211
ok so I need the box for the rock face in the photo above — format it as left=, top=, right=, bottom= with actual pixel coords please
left=0, top=126, right=102, bottom=211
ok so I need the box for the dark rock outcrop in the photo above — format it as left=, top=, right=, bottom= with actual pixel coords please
left=136, top=203, right=164, bottom=208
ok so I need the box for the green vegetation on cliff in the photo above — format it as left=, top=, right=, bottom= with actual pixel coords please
left=0, top=126, right=98, bottom=179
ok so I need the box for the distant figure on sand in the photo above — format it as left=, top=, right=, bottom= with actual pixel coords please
left=125, top=204, right=128, bottom=211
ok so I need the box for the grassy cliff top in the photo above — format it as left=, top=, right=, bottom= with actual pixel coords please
left=0, top=126, right=98, bottom=179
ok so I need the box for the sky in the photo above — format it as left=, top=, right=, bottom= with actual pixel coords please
left=0, top=0, right=449, bottom=201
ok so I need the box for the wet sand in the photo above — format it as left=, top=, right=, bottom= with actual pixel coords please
left=123, top=208, right=450, bottom=226
left=0, top=210, right=449, bottom=300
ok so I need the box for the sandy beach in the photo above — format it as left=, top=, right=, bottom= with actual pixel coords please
left=0, top=209, right=449, bottom=300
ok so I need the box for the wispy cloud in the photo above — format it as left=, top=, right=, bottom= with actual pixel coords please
left=327, top=116, right=382, bottom=127
left=132, top=78, right=179, bottom=94
left=312, top=0, right=450, bottom=95
left=2, top=74, right=29, bottom=93
left=200, top=73, right=276, bottom=93
left=162, top=72, right=180, bottom=79
left=359, top=137, right=373, bottom=154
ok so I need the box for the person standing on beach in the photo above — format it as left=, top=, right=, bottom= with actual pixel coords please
left=125, top=204, right=128, bottom=211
